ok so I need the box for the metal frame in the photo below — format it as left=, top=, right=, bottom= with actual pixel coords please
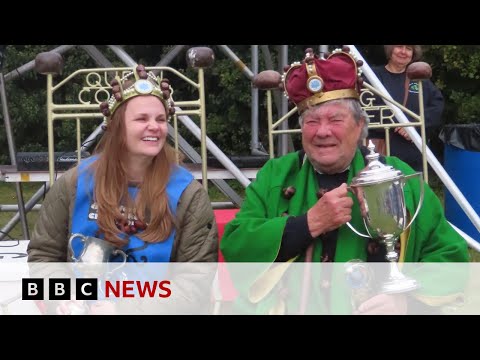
left=0, top=73, right=29, bottom=239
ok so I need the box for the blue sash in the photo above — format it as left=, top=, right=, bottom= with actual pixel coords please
left=71, top=157, right=194, bottom=262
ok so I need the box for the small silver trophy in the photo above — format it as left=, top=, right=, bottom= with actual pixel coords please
left=68, top=233, right=127, bottom=278
left=347, top=141, right=424, bottom=294
left=63, top=234, right=128, bottom=315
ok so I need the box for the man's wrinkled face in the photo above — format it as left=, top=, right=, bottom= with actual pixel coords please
left=301, top=101, right=364, bottom=174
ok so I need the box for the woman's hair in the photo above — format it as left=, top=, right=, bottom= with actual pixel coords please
left=91, top=98, right=179, bottom=246
left=384, top=45, right=423, bottom=63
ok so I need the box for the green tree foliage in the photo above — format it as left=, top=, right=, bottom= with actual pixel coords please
left=171, top=45, right=254, bottom=154
left=424, top=45, right=480, bottom=124
left=0, top=45, right=100, bottom=164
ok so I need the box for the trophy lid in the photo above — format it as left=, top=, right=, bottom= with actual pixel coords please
left=351, top=141, right=403, bottom=186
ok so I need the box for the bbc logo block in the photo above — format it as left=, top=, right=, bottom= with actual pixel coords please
left=48, top=279, right=71, bottom=300
left=22, top=278, right=98, bottom=300
left=75, top=279, right=98, bottom=300
left=22, top=278, right=44, bottom=300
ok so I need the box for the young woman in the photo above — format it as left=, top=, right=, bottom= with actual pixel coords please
left=28, top=65, right=218, bottom=263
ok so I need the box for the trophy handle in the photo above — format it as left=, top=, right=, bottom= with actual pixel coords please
left=107, top=249, right=128, bottom=276
left=346, top=221, right=371, bottom=238
left=346, top=186, right=371, bottom=238
left=68, top=233, right=87, bottom=262
left=403, top=172, right=425, bottom=231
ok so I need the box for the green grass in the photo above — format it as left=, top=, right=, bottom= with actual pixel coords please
left=428, top=171, right=445, bottom=205
left=470, top=249, right=480, bottom=262
left=0, top=182, right=43, bottom=240
left=207, top=179, right=246, bottom=202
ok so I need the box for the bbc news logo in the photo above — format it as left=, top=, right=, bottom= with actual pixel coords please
left=22, top=278, right=98, bottom=300
left=22, top=278, right=172, bottom=300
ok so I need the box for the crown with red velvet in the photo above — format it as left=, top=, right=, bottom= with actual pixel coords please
left=282, top=46, right=364, bottom=114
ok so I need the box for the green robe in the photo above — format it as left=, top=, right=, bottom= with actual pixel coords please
left=220, top=149, right=469, bottom=314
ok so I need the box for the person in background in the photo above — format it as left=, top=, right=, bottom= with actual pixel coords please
left=368, top=45, right=444, bottom=171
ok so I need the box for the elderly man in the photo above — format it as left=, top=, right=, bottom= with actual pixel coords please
left=220, top=47, right=468, bottom=315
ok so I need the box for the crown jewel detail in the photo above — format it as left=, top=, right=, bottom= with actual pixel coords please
left=281, top=46, right=364, bottom=113
left=99, top=65, right=175, bottom=123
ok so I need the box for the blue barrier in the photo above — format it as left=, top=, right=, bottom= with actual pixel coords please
left=444, top=144, right=480, bottom=242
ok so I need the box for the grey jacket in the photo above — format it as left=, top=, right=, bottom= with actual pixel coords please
left=27, top=166, right=218, bottom=262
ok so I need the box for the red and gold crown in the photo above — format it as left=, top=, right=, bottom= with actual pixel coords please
left=282, top=46, right=364, bottom=114
left=99, top=64, right=175, bottom=121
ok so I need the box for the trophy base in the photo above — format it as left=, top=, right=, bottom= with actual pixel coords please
left=380, top=277, right=419, bottom=294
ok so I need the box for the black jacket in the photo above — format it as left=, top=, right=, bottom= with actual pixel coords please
left=367, top=65, right=444, bottom=171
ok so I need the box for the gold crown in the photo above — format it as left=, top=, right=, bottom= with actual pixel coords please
left=100, top=64, right=175, bottom=120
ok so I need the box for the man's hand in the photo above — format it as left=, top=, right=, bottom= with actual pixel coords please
left=394, top=127, right=412, bottom=142
left=354, top=293, right=408, bottom=315
left=307, top=183, right=353, bottom=238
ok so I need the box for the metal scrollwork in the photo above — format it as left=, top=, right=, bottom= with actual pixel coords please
left=360, top=88, right=394, bottom=125
left=85, top=72, right=103, bottom=87
left=360, top=89, right=376, bottom=108
left=78, top=71, right=115, bottom=105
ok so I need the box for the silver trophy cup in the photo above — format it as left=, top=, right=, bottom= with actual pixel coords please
left=347, top=141, right=424, bottom=293
left=68, top=233, right=127, bottom=277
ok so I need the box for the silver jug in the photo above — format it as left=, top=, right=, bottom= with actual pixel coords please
left=347, top=141, right=424, bottom=293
